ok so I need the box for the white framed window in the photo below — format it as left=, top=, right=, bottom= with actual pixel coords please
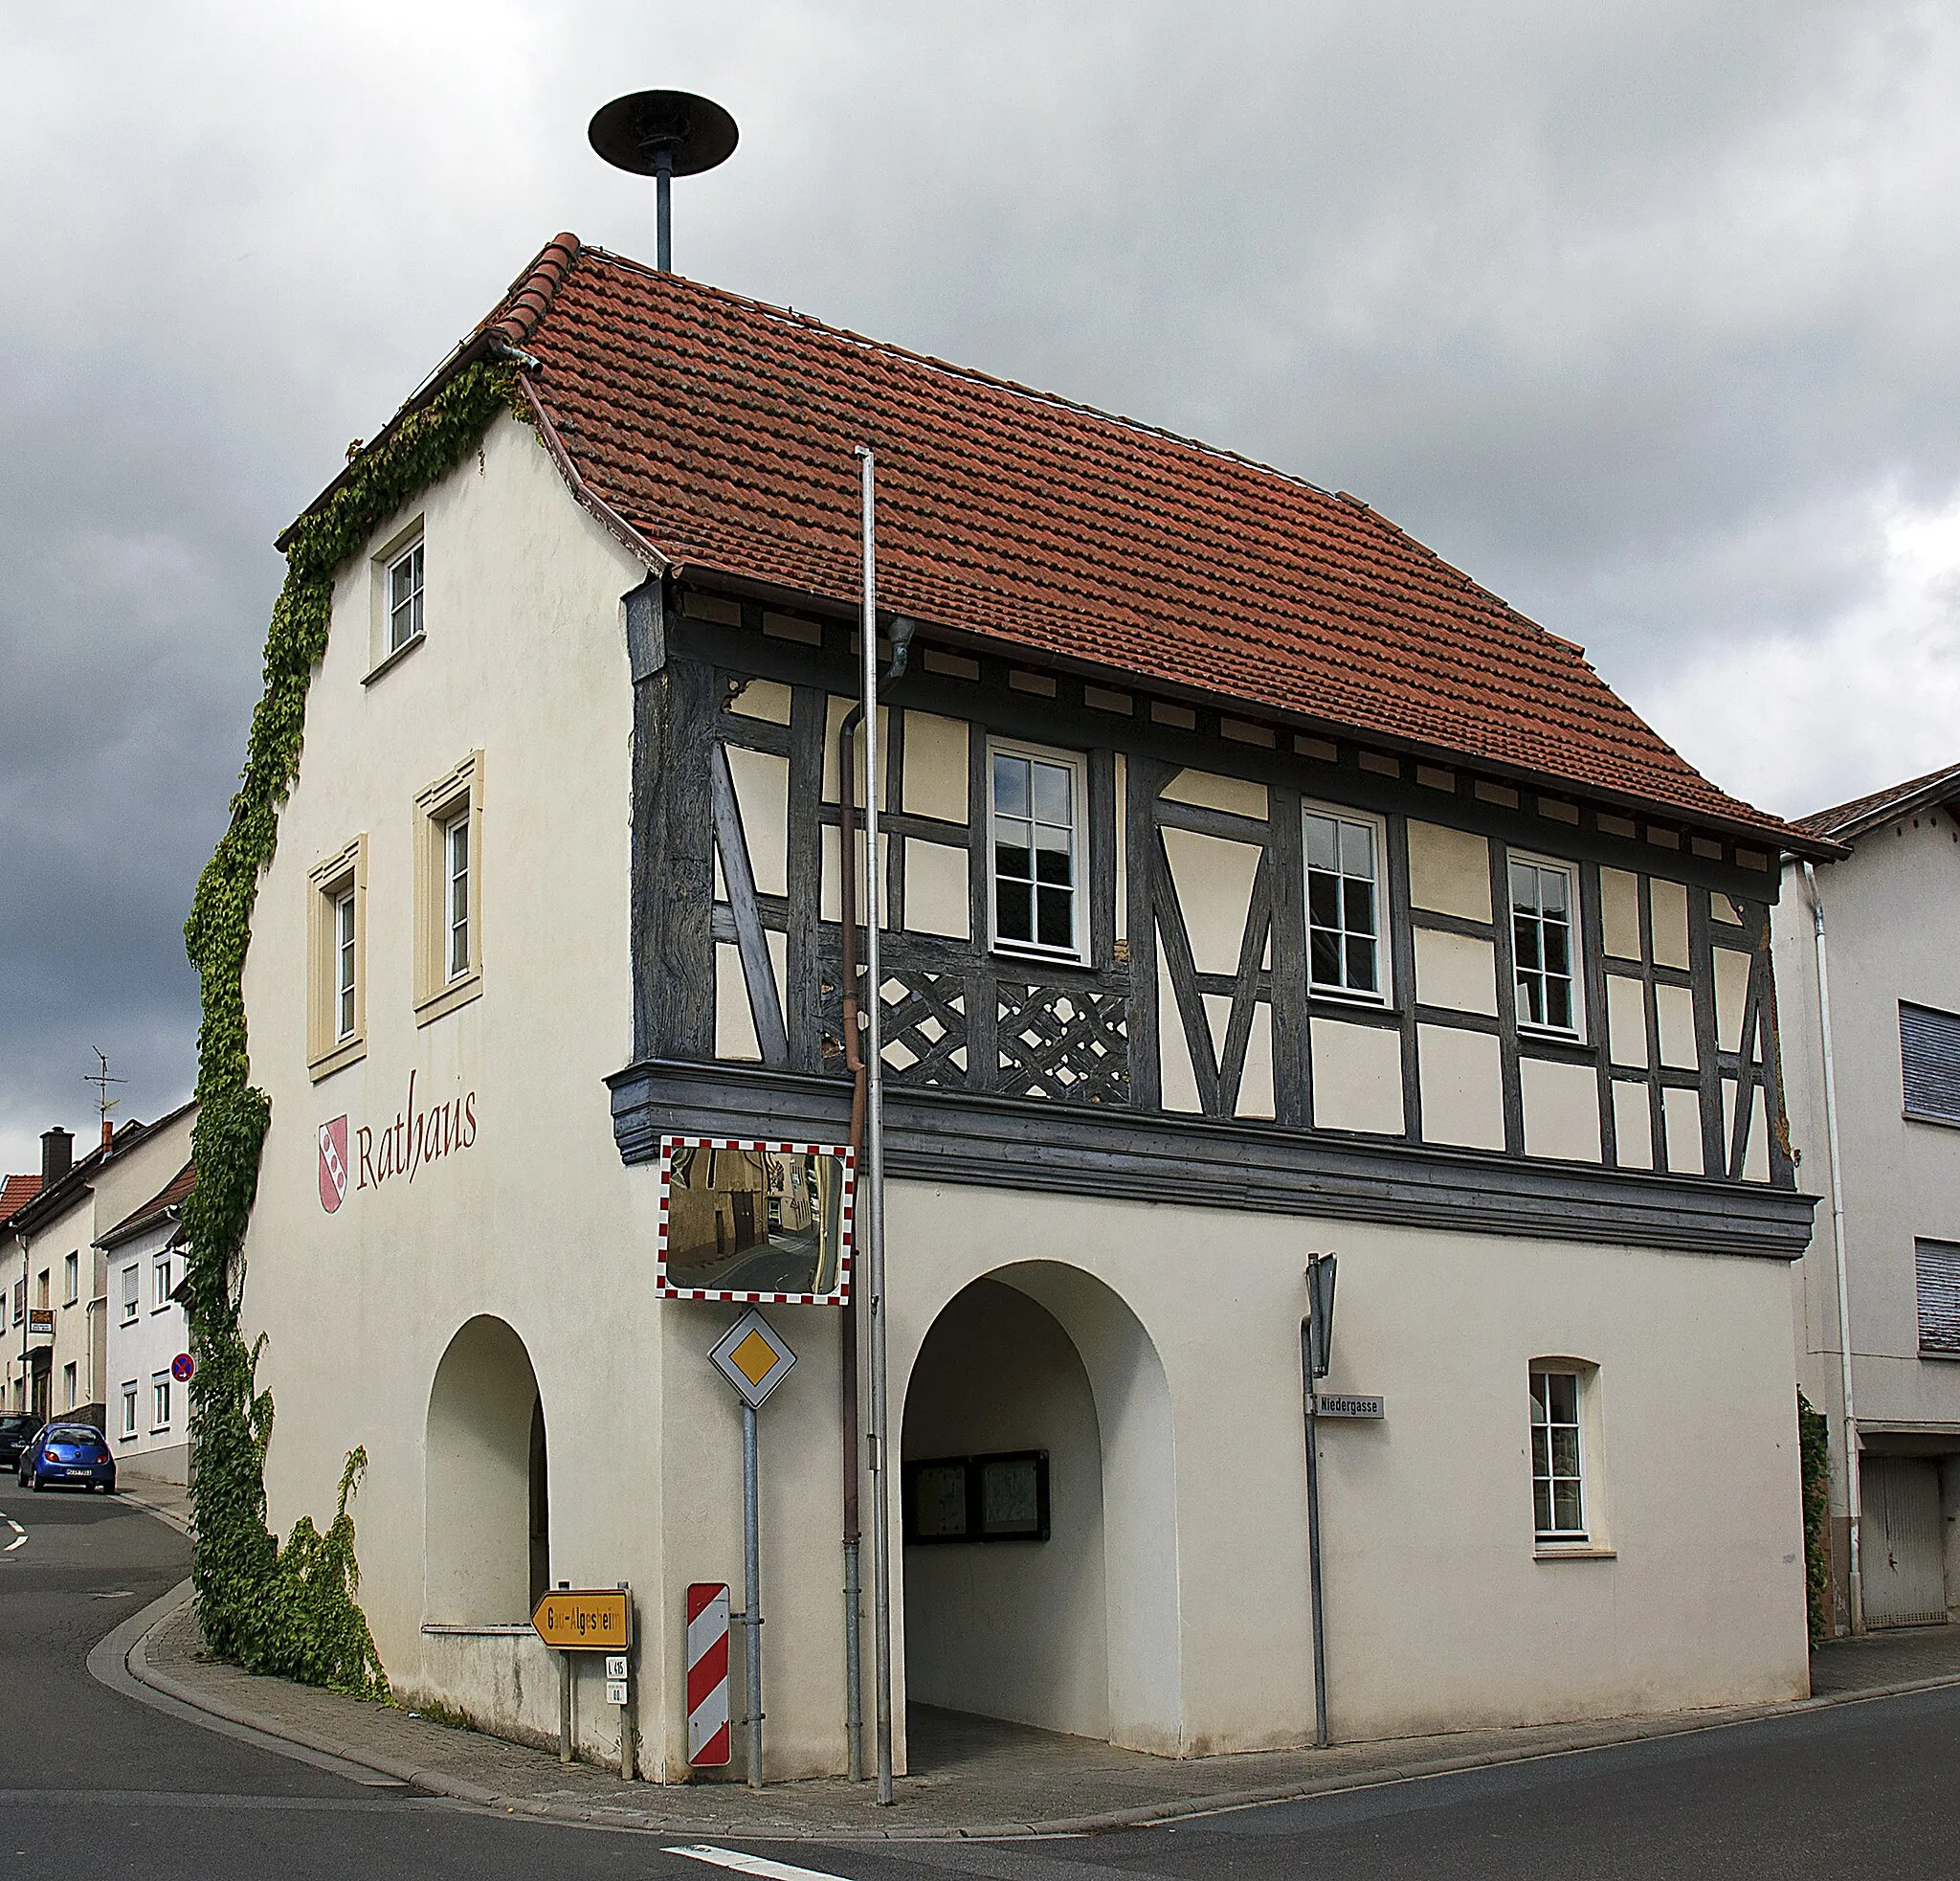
left=1510, top=856, right=1582, bottom=1037
left=1304, top=804, right=1388, bottom=1002
left=152, top=1255, right=172, bottom=1311
left=152, top=1374, right=171, bottom=1431
left=63, top=1362, right=78, bottom=1411
left=63, top=1251, right=78, bottom=1306
left=307, top=836, right=367, bottom=1080
left=121, top=1265, right=139, bottom=1324
left=121, top=1382, right=138, bottom=1439
left=387, top=539, right=424, bottom=654
left=335, top=886, right=357, bottom=1041
left=445, top=808, right=471, bottom=983
left=1529, top=1367, right=1587, bottom=1540
left=414, top=752, right=484, bottom=1022
left=987, top=740, right=1087, bottom=963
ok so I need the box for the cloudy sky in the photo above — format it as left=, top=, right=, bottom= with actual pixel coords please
left=4, top=0, right=1958, bottom=1173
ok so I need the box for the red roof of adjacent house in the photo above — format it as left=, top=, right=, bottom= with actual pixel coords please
left=0, top=1174, right=40, bottom=1226
left=1793, top=760, right=1960, bottom=844
left=311, top=234, right=1818, bottom=849
left=100, top=1158, right=194, bottom=1248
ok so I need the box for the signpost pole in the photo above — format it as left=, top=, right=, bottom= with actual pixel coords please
left=742, top=1397, right=764, bottom=1791
left=1301, top=1335, right=1329, bottom=1753
left=559, top=1648, right=573, bottom=1765
left=1302, top=1251, right=1337, bottom=1752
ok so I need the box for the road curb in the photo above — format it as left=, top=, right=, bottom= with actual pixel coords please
left=103, top=1588, right=1960, bottom=1841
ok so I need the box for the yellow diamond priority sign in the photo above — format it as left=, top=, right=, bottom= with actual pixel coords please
left=709, top=1309, right=796, bottom=1408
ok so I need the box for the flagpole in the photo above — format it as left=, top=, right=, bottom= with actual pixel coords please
left=857, top=445, right=896, bottom=1804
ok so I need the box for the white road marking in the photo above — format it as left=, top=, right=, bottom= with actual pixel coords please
left=5, top=1518, right=24, bottom=1552
left=665, top=1848, right=859, bottom=1881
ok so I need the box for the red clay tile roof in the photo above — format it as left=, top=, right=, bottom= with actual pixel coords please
left=331, top=234, right=1820, bottom=849
left=100, top=1158, right=194, bottom=1246
left=0, top=1174, right=40, bottom=1227
left=1793, top=760, right=1960, bottom=843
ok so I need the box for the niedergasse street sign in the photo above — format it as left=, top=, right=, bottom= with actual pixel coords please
left=709, top=1308, right=797, bottom=1409
left=531, top=1588, right=632, bottom=1650
left=1313, top=1393, right=1385, bottom=1420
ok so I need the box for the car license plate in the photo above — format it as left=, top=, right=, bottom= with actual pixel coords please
left=66, top=1467, right=93, bottom=1477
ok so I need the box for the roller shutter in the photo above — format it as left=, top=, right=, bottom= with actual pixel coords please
left=1901, top=1001, right=1960, bottom=1123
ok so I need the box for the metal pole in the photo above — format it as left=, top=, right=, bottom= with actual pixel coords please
left=858, top=444, right=896, bottom=1805
left=656, top=146, right=674, bottom=273
left=1301, top=1323, right=1329, bottom=1749
left=743, top=1397, right=765, bottom=1788
left=1803, top=861, right=1864, bottom=1635
left=559, top=1651, right=572, bottom=1765
left=844, top=1531, right=864, bottom=1781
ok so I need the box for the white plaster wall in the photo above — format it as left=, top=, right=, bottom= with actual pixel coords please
left=880, top=1183, right=1808, bottom=1752
left=1310, top=1019, right=1404, bottom=1136
left=1417, top=1024, right=1504, bottom=1151
left=1777, top=817, right=1960, bottom=1489
left=1414, top=929, right=1497, bottom=1015
left=1650, top=879, right=1691, bottom=970
left=1165, top=769, right=1268, bottom=820
left=1601, top=869, right=1642, bottom=960
left=1162, top=828, right=1260, bottom=978
left=1521, top=1058, right=1601, bottom=1163
left=235, top=410, right=677, bottom=1770
left=1408, top=822, right=1491, bottom=921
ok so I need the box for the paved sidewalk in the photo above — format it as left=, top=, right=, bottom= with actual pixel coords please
left=1809, top=1619, right=1960, bottom=1696
left=115, top=1475, right=194, bottom=1536
left=112, top=1585, right=1960, bottom=1840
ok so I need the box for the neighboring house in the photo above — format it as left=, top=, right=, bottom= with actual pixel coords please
left=100, top=1158, right=195, bottom=1486
left=5, top=1107, right=196, bottom=1429
left=1775, top=762, right=1960, bottom=1632
left=3, top=1171, right=43, bottom=1411
left=236, top=233, right=1826, bottom=1780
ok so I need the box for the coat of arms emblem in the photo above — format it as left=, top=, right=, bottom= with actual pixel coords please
left=319, top=1115, right=349, bottom=1214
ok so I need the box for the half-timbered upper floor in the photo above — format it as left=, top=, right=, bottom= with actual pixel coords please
left=625, top=577, right=1799, bottom=1208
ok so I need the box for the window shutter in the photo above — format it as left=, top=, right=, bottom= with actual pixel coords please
left=1901, top=1002, right=1960, bottom=1123
left=1918, top=1240, right=1960, bottom=1355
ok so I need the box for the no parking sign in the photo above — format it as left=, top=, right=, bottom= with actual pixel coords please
left=170, top=1353, right=195, bottom=1383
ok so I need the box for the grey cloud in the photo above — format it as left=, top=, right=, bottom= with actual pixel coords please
left=4, top=0, right=1958, bottom=1164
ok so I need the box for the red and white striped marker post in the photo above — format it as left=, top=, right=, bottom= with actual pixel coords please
left=686, top=1582, right=731, bottom=1767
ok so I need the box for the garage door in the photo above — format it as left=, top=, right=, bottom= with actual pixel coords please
left=1863, top=1456, right=1948, bottom=1627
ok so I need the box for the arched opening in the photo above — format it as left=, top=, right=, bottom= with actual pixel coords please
left=425, top=1315, right=549, bottom=1624
left=901, top=1264, right=1180, bottom=1752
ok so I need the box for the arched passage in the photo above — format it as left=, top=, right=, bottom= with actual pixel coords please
left=901, top=1263, right=1180, bottom=1752
left=425, top=1315, right=550, bottom=1624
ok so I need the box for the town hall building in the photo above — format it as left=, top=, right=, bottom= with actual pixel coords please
left=234, top=234, right=1826, bottom=1780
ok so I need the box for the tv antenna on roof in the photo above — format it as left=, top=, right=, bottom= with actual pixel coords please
left=588, top=90, right=739, bottom=276
left=86, top=1047, right=126, bottom=1149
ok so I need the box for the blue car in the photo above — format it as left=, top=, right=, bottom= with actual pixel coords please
left=17, top=1422, right=116, bottom=1493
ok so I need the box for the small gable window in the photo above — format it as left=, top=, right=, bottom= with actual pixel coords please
left=388, top=539, right=425, bottom=654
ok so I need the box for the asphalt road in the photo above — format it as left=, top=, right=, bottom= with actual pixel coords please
left=6, top=1478, right=1960, bottom=1879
